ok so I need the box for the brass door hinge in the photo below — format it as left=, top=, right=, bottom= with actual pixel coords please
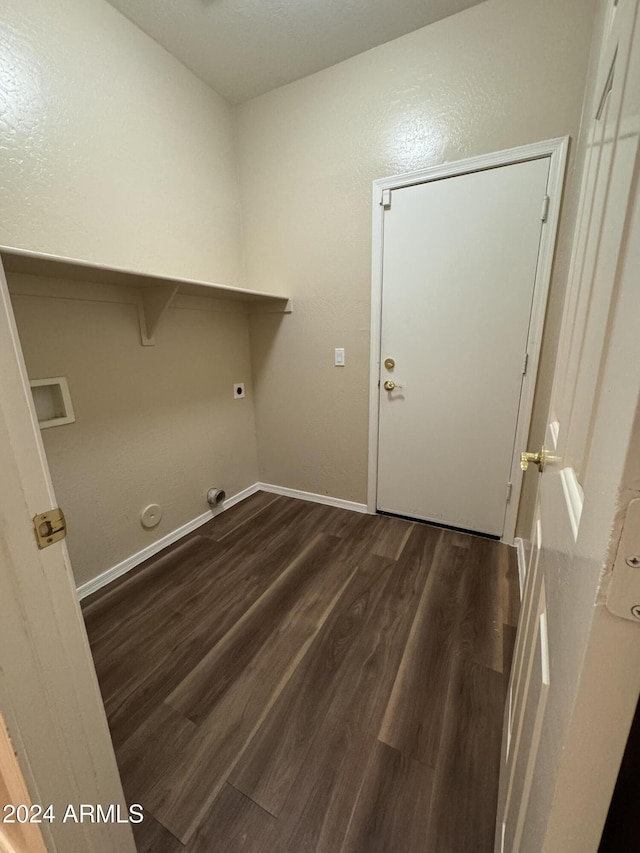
left=33, top=508, right=66, bottom=549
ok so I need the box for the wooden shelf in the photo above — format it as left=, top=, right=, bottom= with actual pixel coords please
left=0, top=246, right=292, bottom=345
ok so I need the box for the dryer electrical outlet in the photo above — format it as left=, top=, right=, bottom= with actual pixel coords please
left=234, top=383, right=245, bottom=399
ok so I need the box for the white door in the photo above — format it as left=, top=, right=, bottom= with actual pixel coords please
left=497, top=1, right=640, bottom=849
left=377, top=158, right=550, bottom=536
left=0, top=260, right=135, bottom=852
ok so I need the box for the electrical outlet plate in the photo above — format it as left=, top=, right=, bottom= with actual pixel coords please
left=140, top=503, right=162, bottom=529
left=234, top=383, right=245, bottom=399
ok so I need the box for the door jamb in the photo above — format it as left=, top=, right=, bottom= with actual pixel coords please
left=367, top=137, right=569, bottom=543
left=0, top=258, right=135, bottom=851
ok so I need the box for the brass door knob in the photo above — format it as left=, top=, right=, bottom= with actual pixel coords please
left=521, top=450, right=545, bottom=472
left=384, top=380, right=403, bottom=391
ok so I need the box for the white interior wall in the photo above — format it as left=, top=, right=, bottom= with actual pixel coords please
left=1, top=0, right=600, bottom=587
left=0, top=0, right=244, bottom=284
left=237, top=0, right=597, bottom=538
left=0, top=0, right=258, bottom=587
left=9, top=276, right=259, bottom=587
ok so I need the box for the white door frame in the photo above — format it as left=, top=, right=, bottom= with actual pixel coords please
left=367, top=137, right=568, bottom=543
left=0, top=258, right=135, bottom=851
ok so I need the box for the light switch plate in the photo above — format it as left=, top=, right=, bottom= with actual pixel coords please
left=335, top=347, right=345, bottom=366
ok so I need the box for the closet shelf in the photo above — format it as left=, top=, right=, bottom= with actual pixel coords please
left=0, top=246, right=292, bottom=346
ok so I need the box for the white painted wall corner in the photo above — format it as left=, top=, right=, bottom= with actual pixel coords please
left=76, top=482, right=260, bottom=600
left=76, top=482, right=369, bottom=600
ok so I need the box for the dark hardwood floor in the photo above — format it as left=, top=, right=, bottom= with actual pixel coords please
left=81, top=491, right=520, bottom=852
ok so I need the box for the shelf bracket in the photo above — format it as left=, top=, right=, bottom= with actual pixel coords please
left=138, top=284, right=180, bottom=346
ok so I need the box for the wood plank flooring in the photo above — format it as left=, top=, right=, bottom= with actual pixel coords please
left=82, top=492, right=519, bottom=852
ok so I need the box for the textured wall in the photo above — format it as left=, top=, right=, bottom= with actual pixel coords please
left=1, top=0, right=599, bottom=586
left=237, top=0, right=596, bottom=532
left=0, top=0, right=259, bottom=587
left=10, top=276, right=259, bottom=586
left=0, top=0, right=243, bottom=284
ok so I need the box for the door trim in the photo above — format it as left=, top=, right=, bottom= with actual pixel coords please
left=0, top=257, right=136, bottom=851
left=367, top=137, right=569, bottom=543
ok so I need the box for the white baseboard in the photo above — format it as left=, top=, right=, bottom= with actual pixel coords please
left=514, top=536, right=527, bottom=601
left=77, top=482, right=368, bottom=601
left=257, top=482, right=369, bottom=514
left=76, top=483, right=260, bottom=601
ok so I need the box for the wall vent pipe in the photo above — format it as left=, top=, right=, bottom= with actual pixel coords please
left=207, top=488, right=226, bottom=508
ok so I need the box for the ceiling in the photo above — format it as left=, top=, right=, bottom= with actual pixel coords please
left=105, top=0, right=488, bottom=104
